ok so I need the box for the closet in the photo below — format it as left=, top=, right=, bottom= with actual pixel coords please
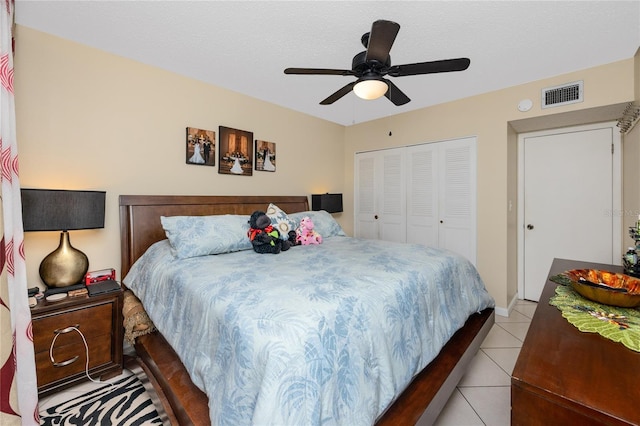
left=355, top=136, right=477, bottom=264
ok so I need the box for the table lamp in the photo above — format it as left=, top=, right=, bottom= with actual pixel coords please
left=311, top=193, right=343, bottom=213
left=21, top=188, right=106, bottom=288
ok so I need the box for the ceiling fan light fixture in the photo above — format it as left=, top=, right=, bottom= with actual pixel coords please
left=353, top=78, right=388, bottom=100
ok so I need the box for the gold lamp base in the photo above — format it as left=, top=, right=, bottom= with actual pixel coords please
left=39, top=231, right=89, bottom=288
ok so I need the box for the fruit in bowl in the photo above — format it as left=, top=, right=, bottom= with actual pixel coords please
left=564, top=269, right=640, bottom=308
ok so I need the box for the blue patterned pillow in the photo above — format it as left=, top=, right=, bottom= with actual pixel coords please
left=266, top=203, right=295, bottom=240
left=288, top=210, right=346, bottom=238
left=161, top=214, right=251, bottom=259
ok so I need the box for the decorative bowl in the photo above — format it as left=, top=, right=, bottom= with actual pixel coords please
left=564, top=269, right=640, bottom=308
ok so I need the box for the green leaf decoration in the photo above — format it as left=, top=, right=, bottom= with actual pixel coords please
left=549, top=273, right=573, bottom=286
left=550, top=285, right=640, bottom=352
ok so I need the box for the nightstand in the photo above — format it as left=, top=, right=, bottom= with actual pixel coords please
left=31, top=288, right=124, bottom=396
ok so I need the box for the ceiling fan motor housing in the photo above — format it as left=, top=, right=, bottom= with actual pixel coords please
left=352, top=50, right=390, bottom=75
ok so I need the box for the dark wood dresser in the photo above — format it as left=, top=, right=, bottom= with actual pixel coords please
left=511, top=258, right=640, bottom=425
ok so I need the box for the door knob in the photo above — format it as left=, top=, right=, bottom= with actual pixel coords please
left=527, top=224, right=534, bottom=230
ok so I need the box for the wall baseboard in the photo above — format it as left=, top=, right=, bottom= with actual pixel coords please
left=494, top=293, right=519, bottom=317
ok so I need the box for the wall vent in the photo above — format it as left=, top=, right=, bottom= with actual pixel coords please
left=541, top=80, right=583, bottom=108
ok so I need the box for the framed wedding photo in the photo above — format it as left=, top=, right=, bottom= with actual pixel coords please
left=186, top=127, right=215, bottom=166
left=218, top=126, right=253, bottom=176
left=255, top=140, right=276, bottom=172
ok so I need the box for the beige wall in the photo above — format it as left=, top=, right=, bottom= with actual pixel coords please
left=15, top=26, right=345, bottom=288
left=344, top=59, right=635, bottom=310
left=506, top=124, right=518, bottom=307
left=15, top=25, right=638, bottom=312
left=636, top=47, right=640, bottom=101
left=623, top=122, right=640, bottom=238
left=622, top=48, right=640, bottom=253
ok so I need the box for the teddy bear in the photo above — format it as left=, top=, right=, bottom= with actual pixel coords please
left=295, top=216, right=323, bottom=245
left=248, top=211, right=292, bottom=254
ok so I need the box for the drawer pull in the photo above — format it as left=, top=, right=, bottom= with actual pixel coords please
left=53, top=324, right=80, bottom=335
left=51, top=355, right=79, bottom=368
left=50, top=324, right=83, bottom=368
left=47, top=324, right=103, bottom=385
left=50, top=324, right=82, bottom=367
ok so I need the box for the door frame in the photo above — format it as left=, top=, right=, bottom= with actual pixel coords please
left=517, top=121, right=622, bottom=300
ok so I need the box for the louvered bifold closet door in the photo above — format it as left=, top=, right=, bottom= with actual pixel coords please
left=406, top=144, right=439, bottom=248
left=355, top=152, right=379, bottom=240
left=354, top=148, right=406, bottom=242
left=438, top=137, right=477, bottom=264
left=379, top=149, right=406, bottom=243
left=355, top=137, right=476, bottom=264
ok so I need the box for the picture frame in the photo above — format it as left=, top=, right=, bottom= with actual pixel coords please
left=255, top=140, right=276, bottom=172
left=218, top=126, right=253, bottom=176
left=186, top=127, right=215, bottom=166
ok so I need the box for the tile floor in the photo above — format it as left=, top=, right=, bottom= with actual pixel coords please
left=433, top=299, right=538, bottom=426
left=39, top=300, right=538, bottom=425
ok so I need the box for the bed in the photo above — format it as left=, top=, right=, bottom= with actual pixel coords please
left=119, top=195, right=495, bottom=425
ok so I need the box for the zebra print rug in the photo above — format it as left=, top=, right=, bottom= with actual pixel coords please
left=40, top=373, right=166, bottom=425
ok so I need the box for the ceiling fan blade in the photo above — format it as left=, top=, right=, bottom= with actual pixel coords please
left=388, top=58, right=471, bottom=77
left=284, top=67, right=355, bottom=76
left=364, top=20, right=400, bottom=64
left=384, top=79, right=411, bottom=106
left=320, top=81, right=357, bottom=105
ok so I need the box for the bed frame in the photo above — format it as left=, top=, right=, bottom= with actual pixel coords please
left=119, top=194, right=494, bottom=425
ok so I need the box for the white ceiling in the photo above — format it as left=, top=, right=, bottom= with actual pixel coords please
left=15, top=1, right=640, bottom=126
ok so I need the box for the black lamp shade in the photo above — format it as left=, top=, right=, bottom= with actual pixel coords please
left=21, top=189, right=106, bottom=232
left=312, top=193, right=343, bottom=213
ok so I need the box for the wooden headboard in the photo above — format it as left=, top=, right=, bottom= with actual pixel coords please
left=119, top=195, right=309, bottom=278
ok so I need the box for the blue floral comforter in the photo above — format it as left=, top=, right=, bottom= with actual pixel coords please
left=124, top=236, right=494, bottom=426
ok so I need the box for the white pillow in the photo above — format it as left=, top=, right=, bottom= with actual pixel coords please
left=266, top=203, right=296, bottom=240
left=161, top=214, right=251, bottom=259
left=288, top=210, right=346, bottom=237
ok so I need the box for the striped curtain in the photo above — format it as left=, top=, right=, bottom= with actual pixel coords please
left=0, top=0, right=39, bottom=424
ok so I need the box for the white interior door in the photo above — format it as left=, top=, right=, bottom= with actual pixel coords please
left=521, top=124, right=620, bottom=301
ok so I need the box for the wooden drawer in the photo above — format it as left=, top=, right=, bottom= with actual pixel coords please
left=35, top=337, right=112, bottom=387
left=32, top=303, right=112, bottom=353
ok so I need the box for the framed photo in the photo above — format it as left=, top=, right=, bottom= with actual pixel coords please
left=218, top=126, right=253, bottom=176
left=186, top=127, right=215, bottom=166
left=255, top=140, right=276, bottom=172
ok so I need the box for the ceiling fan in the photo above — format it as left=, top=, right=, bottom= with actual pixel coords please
left=284, top=19, right=470, bottom=106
